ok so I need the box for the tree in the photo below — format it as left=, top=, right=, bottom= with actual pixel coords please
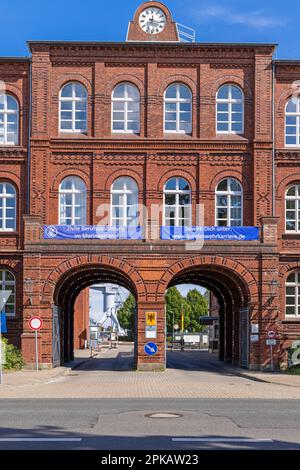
left=165, top=287, right=191, bottom=332
left=186, top=289, right=208, bottom=332
left=117, top=294, right=136, bottom=331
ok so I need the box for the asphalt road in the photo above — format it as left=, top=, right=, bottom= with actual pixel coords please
left=1, top=348, right=300, bottom=450
left=0, top=398, right=300, bottom=450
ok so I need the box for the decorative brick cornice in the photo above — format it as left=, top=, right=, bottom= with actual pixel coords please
left=201, top=153, right=251, bottom=166
left=50, top=153, right=93, bottom=164
left=276, top=150, right=300, bottom=166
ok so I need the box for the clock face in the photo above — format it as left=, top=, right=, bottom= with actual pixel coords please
left=139, top=7, right=167, bottom=35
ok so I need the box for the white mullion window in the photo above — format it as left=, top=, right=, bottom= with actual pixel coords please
left=215, top=178, right=243, bottom=227
left=112, top=83, right=140, bottom=134
left=216, top=84, right=244, bottom=135
left=0, top=269, right=16, bottom=317
left=0, top=182, right=16, bottom=232
left=0, top=94, right=19, bottom=145
left=285, top=98, right=300, bottom=147
left=164, top=84, right=192, bottom=134
left=111, top=177, right=138, bottom=227
left=286, top=272, right=300, bottom=317
left=164, top=177, right=191, bottom=227
left=59, top=82, right=87, bottom=133
left=285, top=184, right=300, bottom=232
left=59, top=176, right=87, bottom=226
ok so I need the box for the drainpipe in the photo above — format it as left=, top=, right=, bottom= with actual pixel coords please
left=27, top=58, right=32, bottom=214
left=272, top=59, right=276, bottom=217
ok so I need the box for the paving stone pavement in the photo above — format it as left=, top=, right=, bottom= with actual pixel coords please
left=1, top=345, right=300, bottom=399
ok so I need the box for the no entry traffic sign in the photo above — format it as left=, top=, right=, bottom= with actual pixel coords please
left=29, top=317, right=43, bottom=331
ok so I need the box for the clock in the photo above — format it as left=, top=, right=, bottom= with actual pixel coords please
left=139, top=7, right=167, bottom=35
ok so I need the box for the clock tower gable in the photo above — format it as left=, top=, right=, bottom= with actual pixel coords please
left=126, top=1, right=179, bottom=42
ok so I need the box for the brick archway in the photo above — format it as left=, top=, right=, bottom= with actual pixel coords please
left=156, top=255, right=258, bottom=302
left=42, top=254, right=147, bottom=303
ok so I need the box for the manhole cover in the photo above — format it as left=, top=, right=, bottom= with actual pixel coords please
left=146, top=413, right=182, bottom=419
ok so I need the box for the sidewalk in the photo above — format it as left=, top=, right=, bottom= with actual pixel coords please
left=1, top=349, right=96, bottom=387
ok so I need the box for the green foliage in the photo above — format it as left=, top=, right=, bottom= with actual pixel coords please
left=117, top=294, right=136, bottom=331
left=1, top=337, right=24, bottom=370
left=117, top=287, right=208, bottom=335
left=166, top=287, right=208, bottom=333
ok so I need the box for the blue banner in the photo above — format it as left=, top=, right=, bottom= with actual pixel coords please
left=160, top=226, right=259, bottom=241
left=0, top=312, right=7, bottom=334
left=44, top=225, right=143, bottom=240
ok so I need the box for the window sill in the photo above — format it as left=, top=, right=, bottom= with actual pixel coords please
left=0, top=232, right=18, bottom=236
left=282, top=319, right=300, bottom=323
left=282, top=234, right=300, bottom=239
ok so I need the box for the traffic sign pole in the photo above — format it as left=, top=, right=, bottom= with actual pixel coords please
left=0, top=291, right=12, bottom=386
left=35, top=330, right=39, bottom=372
left=266, top=330, right=277, bottom=372
left=28, top=317, right=43, bottom=372
left=270, top=344, right=274, bottom=372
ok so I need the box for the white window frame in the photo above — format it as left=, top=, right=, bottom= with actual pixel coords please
left=163, top=177, right=192, bottom=227
left=111, top=177, right=139, bottom=227
left=0, top=182, right=16, bottom=232
left=285, top=272, right=300, bottom=318
left=285, top=98, right=300, bottom=147
left=215, top=178, right=243, bottom=227
left=0, top=94, right=19, bottom=145
left=59, top=82, right=88, bottom=133
left=164, top=83, right=192, bottom=134
left=59, top=176, right=87, bottom=226
left=111, top=83, right=140, bottom=134
left=0, top=269, right=16, bottom=317
left=285, top=184, right=300, bottom=233
left=216, top=84, right=244, bottom=135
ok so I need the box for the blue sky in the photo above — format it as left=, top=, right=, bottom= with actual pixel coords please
left=0, top=0, right=297, bottom=58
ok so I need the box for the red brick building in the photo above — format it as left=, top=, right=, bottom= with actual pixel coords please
left=1, top=1, right=300, bottom=370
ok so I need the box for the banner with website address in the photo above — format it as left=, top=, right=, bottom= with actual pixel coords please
left=160, top=226, right=259, bottom=241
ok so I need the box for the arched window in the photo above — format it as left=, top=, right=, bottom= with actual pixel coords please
left=0, top=94, right=19, bottom=145
left=59, top=82, right=87, bottom=133
left=216, top=178, right=243, bottom=226
left=216, top=84, right=244, bottom=134
left=111, top=177, right=138, bottom=227
left=0, top=182, right=16, bottom=231
left=285, top=98, right=300, bottom=146
left=164, top=177, right=191, bottom=227
left=286, top=272, right=300, bottom=317
left=164, top=84, right=192, bottom=134
left=285, top=184, right=300, bottom=232
left=59, top=176, right=86, bottom=225
left=0, top=270, right=16, bottom=317
left=112, top=83, right=140, bottom=133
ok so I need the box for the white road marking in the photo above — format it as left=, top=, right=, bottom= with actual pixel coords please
left=0, top=438, right=82, bottom=442
left=172, top=438, right=273, bottom=443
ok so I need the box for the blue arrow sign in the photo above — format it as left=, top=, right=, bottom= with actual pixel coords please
left=144, top=342, right=158, bottom=356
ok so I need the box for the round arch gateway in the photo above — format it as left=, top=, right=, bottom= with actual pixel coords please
left=48, top=257, right=145, bottom=366
left=161, top=256, right=258, bottom=367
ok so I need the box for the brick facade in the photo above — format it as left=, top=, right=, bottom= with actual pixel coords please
left=1, top=1, right=300, bottom=371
